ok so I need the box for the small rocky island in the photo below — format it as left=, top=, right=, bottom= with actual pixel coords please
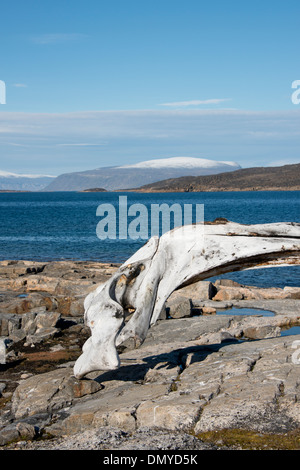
left=0, top=259, right=300, bottom=450
left=80, top=188, right=107, bottom=192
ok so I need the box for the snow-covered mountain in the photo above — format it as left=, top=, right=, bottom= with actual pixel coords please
left=118, top=157, right=239, bottom=170
left=0, top=170, right=55, bottom=191
left=43, top=157, right=241, bottom=191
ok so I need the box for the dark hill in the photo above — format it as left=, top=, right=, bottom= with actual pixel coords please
left=128, top=163, right=300, bottom=192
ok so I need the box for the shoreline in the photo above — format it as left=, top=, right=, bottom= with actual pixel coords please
left=117, top=187, right=300, bottom=193
left=0, top=259, right=300, bottom=450
left=0, top=258, right=122, bottom=266
left=1, top=188, right=300, bottom=194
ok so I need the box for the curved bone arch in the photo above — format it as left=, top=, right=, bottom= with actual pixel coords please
left=74, top=221, right=300, bottom=378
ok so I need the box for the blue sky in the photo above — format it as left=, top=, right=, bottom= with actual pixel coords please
left=1, top=0, right=300, bottom=174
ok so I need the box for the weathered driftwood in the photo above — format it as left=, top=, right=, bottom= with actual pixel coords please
left=74, top=221, right=300, bottom=378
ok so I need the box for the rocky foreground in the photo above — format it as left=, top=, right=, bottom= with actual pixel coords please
left=0, top=260, right=300, bottom=450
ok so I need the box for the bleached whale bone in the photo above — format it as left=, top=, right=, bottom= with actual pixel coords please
left=74, top=221, right=300, bottom=378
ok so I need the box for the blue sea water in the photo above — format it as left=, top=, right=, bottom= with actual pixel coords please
left=0, top=190, right=299, bottom=288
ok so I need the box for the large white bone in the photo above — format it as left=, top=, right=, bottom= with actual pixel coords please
left=74, top=221, right=300, bottom=378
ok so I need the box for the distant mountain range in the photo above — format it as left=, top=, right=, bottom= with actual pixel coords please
left=0, top=170, right=55, bottom=191
left=2, top=159, right=298, bottom=193
left=129, top=163, right=300, bottom=192
left=42, top=157, right=241, bottom=191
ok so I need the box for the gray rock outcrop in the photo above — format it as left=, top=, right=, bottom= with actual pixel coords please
left=0, top=260, right=299, bottom=450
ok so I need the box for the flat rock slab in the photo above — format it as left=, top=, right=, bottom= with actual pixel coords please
left=10, top=319, right=300, bottom=441
left=142, top=316, right=233, bottom=346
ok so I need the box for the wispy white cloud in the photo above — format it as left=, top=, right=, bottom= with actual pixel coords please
left=0, top=109, right=299, bottom=173
left=57, top=142, right=107, bottom=147
left=12, top=83, right=28, bottom=88
left=4, top=142, right=107, bottom=148
left=159, top=98, right=231, bottom=107
left=30, top=33, right=88, bottom=45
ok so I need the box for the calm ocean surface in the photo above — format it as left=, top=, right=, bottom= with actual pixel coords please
left=0, top=191, right=299, bottom=288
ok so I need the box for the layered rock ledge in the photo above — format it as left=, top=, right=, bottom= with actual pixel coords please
left=0, top=260, right=300, bottom=450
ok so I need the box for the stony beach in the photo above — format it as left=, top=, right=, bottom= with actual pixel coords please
left=0, top=259, right=300, bottom=450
